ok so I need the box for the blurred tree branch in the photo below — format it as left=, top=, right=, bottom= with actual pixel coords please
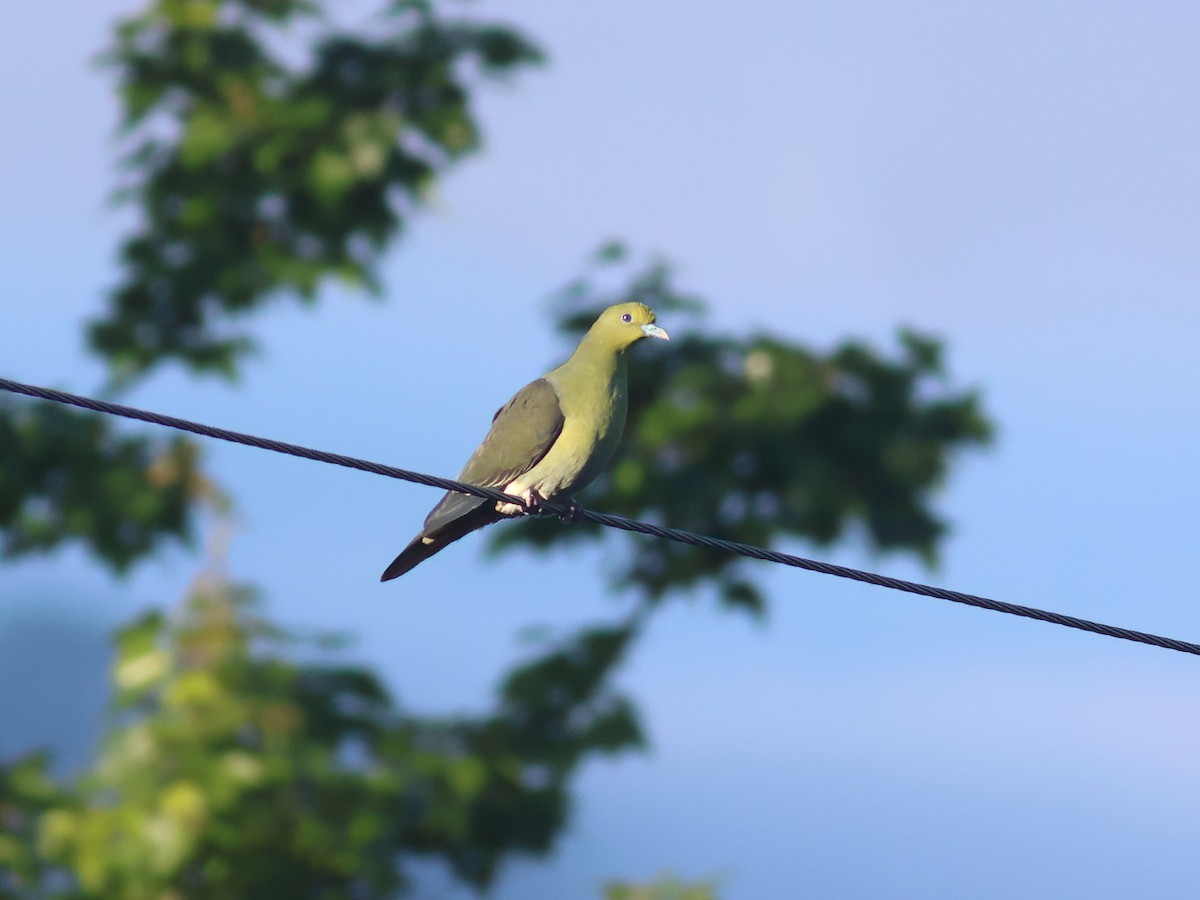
left=18, top=577, right=639, bottom=897
left=92, top=0, right=542, bottom=381
left=0, top=397, right=209, bottom=571
left=0, top=752, right=74, bottom=899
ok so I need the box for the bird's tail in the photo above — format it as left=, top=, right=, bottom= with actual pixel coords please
left=379, top=505, right=502, bottom=581
left=380, top=536, right=443, bottom=580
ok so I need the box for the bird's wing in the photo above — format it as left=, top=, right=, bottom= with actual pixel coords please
left=421, top=377, right=565, bottom=535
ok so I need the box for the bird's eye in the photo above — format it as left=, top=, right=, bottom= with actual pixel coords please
left=621, top=313, right=632, bottom=323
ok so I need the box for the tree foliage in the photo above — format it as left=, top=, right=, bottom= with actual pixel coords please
left=0, top=752, right=69, bottom=899
left=604, top=873, right=721, bottom=900
left=94, top=0, right=541, bottom=380
left=0, top=397, right=204, bottom=571
left=0, top=0, right=993, bottom=894
left=13, top=578, right=640, bottom=898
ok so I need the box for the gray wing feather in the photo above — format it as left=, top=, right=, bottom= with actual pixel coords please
left=421, top=378, right=564, bottom=535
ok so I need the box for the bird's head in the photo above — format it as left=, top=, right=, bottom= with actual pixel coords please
left=589, top=302, right=670, bottom=351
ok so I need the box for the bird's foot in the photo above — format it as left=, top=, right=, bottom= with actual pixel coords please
left=495, top=498, right=526, bottom=516
left=523, top=488, right=552, bottom=516
left=497, top=487, right=576, bottom=519
left=517, top=488, right=574, bottom=520
left=496, top=486, right=544, bottom=517
left=554, top=498, right=583, bottom=522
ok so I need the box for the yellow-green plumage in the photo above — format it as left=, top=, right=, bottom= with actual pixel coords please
left=381, top=302, right=668, bottom=580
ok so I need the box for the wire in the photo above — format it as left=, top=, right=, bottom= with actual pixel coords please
left=2, top=375, right=1197, bottom=658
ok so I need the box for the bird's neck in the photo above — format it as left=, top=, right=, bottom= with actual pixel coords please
left=563, top=331, right=628, bottom=387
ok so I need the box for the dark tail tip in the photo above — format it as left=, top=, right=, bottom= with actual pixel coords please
left=380, top=509, right=499, bottom=582
left=380, top=538, right=438, bottom=581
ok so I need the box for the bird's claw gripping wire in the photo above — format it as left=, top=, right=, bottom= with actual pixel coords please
left=554, top=498, right=583, bottom=522
left=518, top=490, right=581, bottom=522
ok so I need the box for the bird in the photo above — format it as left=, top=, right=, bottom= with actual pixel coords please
left=381, top=302, right=669, bottom=580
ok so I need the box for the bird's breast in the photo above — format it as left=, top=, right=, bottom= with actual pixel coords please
left=526, top=377, right=627, bottom=499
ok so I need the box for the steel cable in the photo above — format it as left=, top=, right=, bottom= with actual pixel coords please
left=3, top=376, right=1196, bottom=657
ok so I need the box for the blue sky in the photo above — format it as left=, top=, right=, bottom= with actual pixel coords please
left=3, top=1, right=1200, bottom=897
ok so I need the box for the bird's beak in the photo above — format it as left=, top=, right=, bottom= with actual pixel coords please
left=641, top=323, right=670, bottom=341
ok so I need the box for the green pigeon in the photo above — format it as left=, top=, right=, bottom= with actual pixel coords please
left=381, top=302, right=669, bottom=580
